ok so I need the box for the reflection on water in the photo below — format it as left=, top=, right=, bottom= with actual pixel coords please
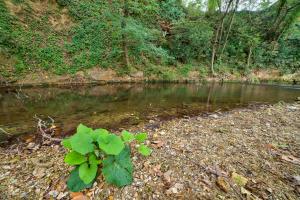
left=0, top=83, right=299, bottom=140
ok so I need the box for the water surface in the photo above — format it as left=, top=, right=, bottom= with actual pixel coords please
left=0, top=83, right=299, bottom=141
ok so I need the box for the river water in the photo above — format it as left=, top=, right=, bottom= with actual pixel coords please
left=0, top=83, right=299, bottom=141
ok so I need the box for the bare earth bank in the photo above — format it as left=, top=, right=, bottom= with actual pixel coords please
left=0, top=102, right=299, bottom=199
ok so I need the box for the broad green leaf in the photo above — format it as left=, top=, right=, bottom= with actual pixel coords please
left=121, top=130, right=135, bottom=142
left=70, top=131, right=94, bottom=155
left=61, top=138, right=72, bottom=150
left=89, top=153, right=101, bottom=165
left=92, top=128, right=109, bottom=142
left=135, top=132, right=147, bottom=143
left=79, top=162, right=98, bottom=184
left=77, top=124, right=93, bottom=135
left=67, top=167, right=94, bottom=192
left=138, top=144, right=152, bottom=156
left=98, top=134, right=125, bottom=155
left=102, top=146, right=133, bottom=187
left=64, top=151, right=87, bottom=165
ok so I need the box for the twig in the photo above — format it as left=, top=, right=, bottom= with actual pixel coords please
left=34, top=115, right=62, bottom=142
left=0, top=128, right=11, bottom=136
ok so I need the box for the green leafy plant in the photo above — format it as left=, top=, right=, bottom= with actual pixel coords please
left=62, top=124, right=152, bottom=192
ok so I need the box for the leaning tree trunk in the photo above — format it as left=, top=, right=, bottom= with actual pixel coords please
left=210, top=0, right=234, bottom=76
left=219, top=0, right=239, bottom=62
left=247, top=46, right=252, bottom=68
left=121, top=0, right=130, bottom=68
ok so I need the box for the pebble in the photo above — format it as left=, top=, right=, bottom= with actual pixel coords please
left=48, top=190, right=59, bottom=198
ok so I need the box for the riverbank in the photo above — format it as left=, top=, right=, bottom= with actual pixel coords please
left=1, top=68, right=299, bottom=88
left=0, top=102, right=299, bottom=199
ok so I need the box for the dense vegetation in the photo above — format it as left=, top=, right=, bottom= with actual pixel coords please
left=0, top=0, right=299, bottom=79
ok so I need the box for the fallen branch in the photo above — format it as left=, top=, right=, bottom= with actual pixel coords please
left=35, top=115, right=62, bottom=142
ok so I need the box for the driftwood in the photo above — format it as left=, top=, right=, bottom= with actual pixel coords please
left=35, top=116, right=62, bottom=142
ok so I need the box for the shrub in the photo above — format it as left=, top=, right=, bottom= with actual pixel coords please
left=62, top=124, right=152, bottom=192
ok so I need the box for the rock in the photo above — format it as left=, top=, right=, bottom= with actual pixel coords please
left=57, top=192, right=68, bottom=200
left=216, top=177, right=229, bottom=193
left=33, top=168, right=46, bottom=178
left=209, top=114, right=219, bottom=119
left=49, top=190, right=59, bottom=198
left=27, top=142, right=36, bottom=149
left=166, top=183, right=184, bottom=194
left=287, top=106, right=298, bottom=111
left=160, top=131, right=166, bottom=135
left=163, top=170, right=172, bottom=184
left=86, top=68, right=117, bottom=81
left=130, top=71, right=144, bottom=78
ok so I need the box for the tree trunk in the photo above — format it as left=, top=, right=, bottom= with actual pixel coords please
left=219, top=0, right=239, bottom=62
left=210, top=0, right=233, bottom=75
left=247, top=46, right=252, bottom=68
left=121, top=0, right=130, bottom=68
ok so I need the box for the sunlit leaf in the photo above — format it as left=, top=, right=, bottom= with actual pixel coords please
left=121, top=130, right=135, bottom=142
left=70, top=126, right=94, bottom=155
left=138, top=144, right=152, bottom=156
left=135, top=132, right=147, bottom=143
left=61, top=138, right=72, bottom=150
left=98, top=134, right=125, bottom=155
left=92, top=128, right=109, bottom=142
left=64, top=151, right=87, bottom=165
left=79, top=162, right=98, bottom=184
left=89, top=153, right=101, bottom=165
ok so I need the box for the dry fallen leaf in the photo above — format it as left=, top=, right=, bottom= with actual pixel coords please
left=152, top=140, right=164, bottom=148
left=216, top=177, right=229, bottom=193
left=108, top=195, right=114, bottom=200
left=70, top=192, right=85, bottom=199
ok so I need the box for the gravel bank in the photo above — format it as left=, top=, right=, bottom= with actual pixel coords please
left=0, top=102, right=299, bottom=199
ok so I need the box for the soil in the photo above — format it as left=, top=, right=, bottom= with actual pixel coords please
left=1, top=69, right=299, bottom=88
left=0, top=102, right=299, bottom=199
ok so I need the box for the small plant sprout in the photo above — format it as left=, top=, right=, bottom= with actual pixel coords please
left=61, top=124, right=152, bottom=192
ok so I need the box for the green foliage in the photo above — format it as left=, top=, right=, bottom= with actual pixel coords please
left=102, top=146, right=133, bottom=187
left=62, top=124, right=151, bottom=191
left=67, top=167, right=94, bottom=192
left=170, top=20, right=213, bottom=63
left=160, top=0, right=185, bottom=21
left=1, top=0, right=299, bottom=79
left=135, top=132, right=147, bottom=143
left=138, top=144, right=152, bottom=156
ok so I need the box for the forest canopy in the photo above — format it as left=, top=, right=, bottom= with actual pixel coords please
left=0, top=0, right=299, bottom=78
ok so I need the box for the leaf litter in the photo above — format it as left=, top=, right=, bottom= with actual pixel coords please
left=0, top=102, right=299, bottom=199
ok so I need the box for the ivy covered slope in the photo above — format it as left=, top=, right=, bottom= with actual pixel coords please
left=62, top=124, right=151, bottom=192
left=0, top=0, right=299, bottom=82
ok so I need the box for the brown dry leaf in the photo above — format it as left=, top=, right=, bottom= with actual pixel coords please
left=265, top=144, right=276, bottom=150
left=216, top=177, right=229, bottom=193
left=70, top=192, right=84, bottom=199
left=108, top=195, right=114, bottom=200
left=152, top=140, right=164, bottom=148
left=281, top=155, right=300, bottom=165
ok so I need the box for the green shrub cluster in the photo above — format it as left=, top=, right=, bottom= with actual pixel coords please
left=62, top=124, right=151, bottom=191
